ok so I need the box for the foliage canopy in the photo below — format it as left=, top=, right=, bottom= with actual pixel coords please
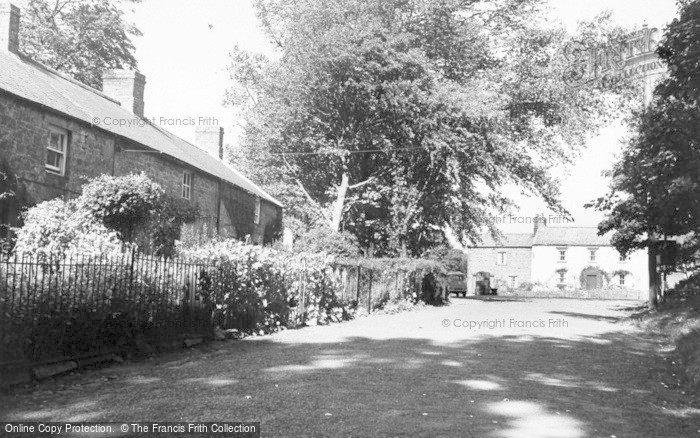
left=18, top=0, right=142, bottom=89
left=588, top=0, right=700, bottom=271
left=228, top=0, right=620, bottom=255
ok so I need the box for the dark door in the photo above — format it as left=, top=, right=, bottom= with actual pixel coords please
left=585, top=274, right=598, bottom=290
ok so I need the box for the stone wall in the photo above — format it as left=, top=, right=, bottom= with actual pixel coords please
left=113, top=138, right=219, bottom=221
left=0, top=92, right=115, bottom=203
left=0, top=92, right=282, bottom=244
left=467, top=247, right=532, bottom=294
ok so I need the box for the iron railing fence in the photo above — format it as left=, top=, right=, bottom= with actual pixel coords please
left=0, top=252, right=429, bottom=368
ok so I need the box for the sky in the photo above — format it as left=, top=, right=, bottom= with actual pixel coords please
left=126, top=0, right=680, bottom=234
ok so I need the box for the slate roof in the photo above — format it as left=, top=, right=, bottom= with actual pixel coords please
left=0, top=50, right=283, bottom=207
left=469, top=233, right=534, bottom=248
left=532, top=227, right=612, bottom=246
left=470, top=227, right=613, bottom=248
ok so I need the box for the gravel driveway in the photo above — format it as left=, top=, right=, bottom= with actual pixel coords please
left=1, top=298, right=698, bottom=437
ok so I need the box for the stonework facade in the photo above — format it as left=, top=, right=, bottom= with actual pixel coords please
left=467, top=224, right=649, bottom=298
left=467, top=245, right=532, bottom=294
left=0, top=39, right=282, bottom=244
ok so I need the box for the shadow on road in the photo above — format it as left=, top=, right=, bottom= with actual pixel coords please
left=0, top=311, right=698, bottom=437
left=454, top=296, right=532, bottom=303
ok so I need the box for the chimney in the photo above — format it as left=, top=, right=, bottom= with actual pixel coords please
left=195, top=126, right=224, bottom=160
left=0, top=2, right=20, bottom=54
left=533, top=214, right=546, bottom=236
left=101, top=69, right=146, bottom=117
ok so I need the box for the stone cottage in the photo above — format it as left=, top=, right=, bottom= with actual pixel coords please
left=0, top=2, right=282, bottom=244
left=467, top=219, right=649, bottom=299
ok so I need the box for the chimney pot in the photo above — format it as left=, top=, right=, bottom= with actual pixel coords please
left=0, top=2, right=20, bottom=54
left=101, top=69, right=146, bottom=117
left=195, top=126, right=224, bottom=160
left=533, top=215, right=547, bottom=236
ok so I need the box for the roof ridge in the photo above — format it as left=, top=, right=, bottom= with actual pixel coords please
left=15, top=52, right=121, bottom=105
left=1, top=50, right=283, bottom=208
left=146, top=123, right=283, bottom=207
left=220, top=160, right=284, bottom=207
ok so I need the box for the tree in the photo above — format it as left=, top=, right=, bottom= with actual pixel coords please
left=18, top=0, right=142, bottom=89
left=228, top=0, right=618, bottom=255
left=587, top=0, right=700, bottom=306
left=423, top=245, right=469, bottom=273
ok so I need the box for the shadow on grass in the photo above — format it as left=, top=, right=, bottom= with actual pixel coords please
left=547, top=311, right=622, bottom=323
left=0, top=317, right=698, bottom=437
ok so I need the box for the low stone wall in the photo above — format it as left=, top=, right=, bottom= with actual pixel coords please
left=0, top=335, right=206, bottom=389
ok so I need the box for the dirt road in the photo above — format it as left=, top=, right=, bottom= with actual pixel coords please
left=1, top=298, right=698, bottom=437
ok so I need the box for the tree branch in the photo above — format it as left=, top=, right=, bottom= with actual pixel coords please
left=347, top=176, right=376, bottom=190
left=281, top=154, right=331, bottom=226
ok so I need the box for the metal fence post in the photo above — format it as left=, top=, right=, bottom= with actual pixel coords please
left=301, top=258, right=307, bottom=321
left=368, top=270, right=373, bottom=314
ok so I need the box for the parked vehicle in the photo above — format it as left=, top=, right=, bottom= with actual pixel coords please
left=446, top=271, right=468, bottom=297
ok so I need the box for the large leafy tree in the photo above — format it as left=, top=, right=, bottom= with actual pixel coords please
left=18, top=0, right=142, bottom=89
left=229, top=0, right=618, bottom=255
left=588, top=0, right=700, bottom=303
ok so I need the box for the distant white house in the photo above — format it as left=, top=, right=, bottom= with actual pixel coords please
left=467, top=220, right=648, bottom=299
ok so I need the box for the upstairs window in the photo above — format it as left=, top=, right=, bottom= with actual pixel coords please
left=619, top=253, right=627, bottom=262
left=497, top=252, right=507, bottom=265
left=254, top=197, right=261, bottom=225
left=558, top=249, right=567, bottom=262
left=46, top=126, right=68, bottom=175
left=182, top=172, right=193, bottom=200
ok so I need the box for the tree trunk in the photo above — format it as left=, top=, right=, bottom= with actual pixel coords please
left=400, top=240, right=408, bottom=258
left=648, top=240, right=658, bottom=309
left=330, top=172, right=349, bottom=232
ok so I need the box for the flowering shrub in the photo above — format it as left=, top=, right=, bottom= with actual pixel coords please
left=13, top=199, right=125, bottom=257
left=13, top=174, right=198, bottom=258
left=179, top=240, right=347, bottom=330
left=77, top=173, right=164, bottom=242
left=178, top=239, right=448, bottom=333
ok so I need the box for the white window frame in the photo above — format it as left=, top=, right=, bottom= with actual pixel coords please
left=254, top=197, right=261, bottom=225
left=558, top=249, right=567, bottom=262
left=619, top=274, right=626, bottom=286
left=46, top=125, right=68, bottom=175
left=559, top=272, right=566, bottom=283
left=508, top=276, right=517, bottom=288
left=619, top=253, right=627, bottom=262
left=589, top=248, right=598, bottom=262
left=182, top=172, right=193, bottom=200
left=497, top=252, right=507, bottom=265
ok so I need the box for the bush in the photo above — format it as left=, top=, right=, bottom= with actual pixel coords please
left=13, top=199, right=125, bottom=256
left=77, top=173, right=164, bottom=241
left=179, top=239, right=348, bottom=329
left=13, top=174, right=198, bottom=257
left=422, top=245, right=468, bottom=272
left=668, top=273, right=700, bottom=298
left=294, top=227, right=361, bottom=257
